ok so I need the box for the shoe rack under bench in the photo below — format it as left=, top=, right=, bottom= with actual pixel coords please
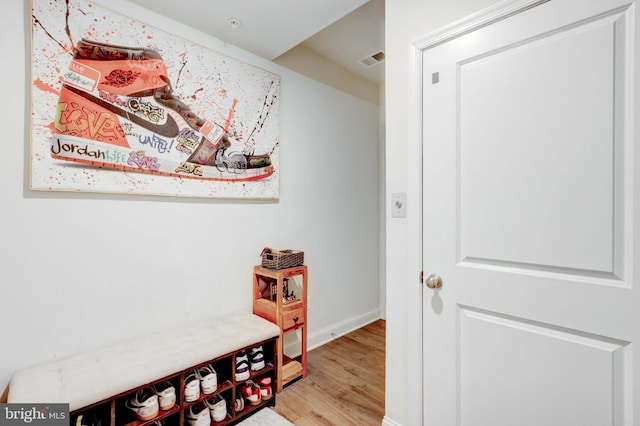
left=71, top=336, right=278, bottom=426
left=6, top=311, right=281, bottom=426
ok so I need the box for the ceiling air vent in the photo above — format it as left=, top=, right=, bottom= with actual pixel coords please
left=359, top=51, right=385, bottom=68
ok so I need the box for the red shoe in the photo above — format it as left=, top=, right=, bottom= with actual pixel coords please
left=240, top=381, right=261, bottom=406
left=257, top=377, right=272, bottom=400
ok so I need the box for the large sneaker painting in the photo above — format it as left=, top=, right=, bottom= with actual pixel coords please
left=31, top=1, right=280, bottom=199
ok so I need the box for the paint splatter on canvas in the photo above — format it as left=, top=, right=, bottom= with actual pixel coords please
left=30, top=0, right=280, bottom=199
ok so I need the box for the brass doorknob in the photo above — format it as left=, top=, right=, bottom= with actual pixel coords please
left=425, top=274, right=443, bottom=289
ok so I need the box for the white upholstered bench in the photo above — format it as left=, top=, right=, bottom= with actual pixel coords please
left=7, top=311, right=280, bottom=414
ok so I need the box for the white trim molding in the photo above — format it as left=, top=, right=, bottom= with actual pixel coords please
left=382, top=415, right=404, bottom=426
left=305, top=309, right=382, bottom=354
left=411, top=0, right=550, bottom=50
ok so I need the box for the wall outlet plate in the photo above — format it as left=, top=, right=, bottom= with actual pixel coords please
left=391, top=192, right=407, bottom=218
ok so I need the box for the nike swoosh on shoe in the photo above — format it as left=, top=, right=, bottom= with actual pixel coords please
left=63, top=84, right=180, bottom=138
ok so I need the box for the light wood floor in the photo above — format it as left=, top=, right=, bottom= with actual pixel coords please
left=272, top=320, right=385, bottom=425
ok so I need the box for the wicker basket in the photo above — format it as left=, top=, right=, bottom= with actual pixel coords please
left=261, top=249, right=304, bottom=270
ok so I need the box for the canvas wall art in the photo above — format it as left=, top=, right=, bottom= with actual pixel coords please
left=30, top=0, right=280, bottom=199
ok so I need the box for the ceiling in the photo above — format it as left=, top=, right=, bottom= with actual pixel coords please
left=124, top=0, right=385, bottom=85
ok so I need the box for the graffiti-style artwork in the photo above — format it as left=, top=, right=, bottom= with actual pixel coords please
left=30, top=0, right=280, bottom=199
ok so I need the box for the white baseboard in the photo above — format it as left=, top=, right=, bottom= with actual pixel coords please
left=381, top=415, right=403, bottom=426
left=310, top=308, right=381, bottom=351
left=282, top=308, right=382, bottom=356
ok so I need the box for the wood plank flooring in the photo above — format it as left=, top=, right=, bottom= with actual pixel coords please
left=272, top=320, right=385, bottom=425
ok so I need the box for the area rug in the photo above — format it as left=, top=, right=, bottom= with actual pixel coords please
left=236, top=408, right=294, bottom=425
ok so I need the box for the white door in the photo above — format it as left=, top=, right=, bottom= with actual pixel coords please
left=421, top=0, right=639, bottom=425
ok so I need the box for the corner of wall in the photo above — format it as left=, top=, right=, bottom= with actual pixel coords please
left=274, top=45, right=380, bottom=105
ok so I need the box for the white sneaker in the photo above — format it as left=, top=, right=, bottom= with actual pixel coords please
left=185, top=402, right=210, bottom=426
left=184, top=370, right=200, bottom=402
left=125, top=388, right=159, bottom=421
left=249, top=346, right=266, bottom=371
left=235, top=352, right=250, bottom=381
left=198, top=364, right=218, bottom=394
left=152, top=380, right=176, bottom=410
left=205, top=394, right=227, bottom=422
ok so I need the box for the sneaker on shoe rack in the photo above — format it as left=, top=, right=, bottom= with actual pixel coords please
left=240, top=381, right=261, bottom=406
left=184, top=370, right=201, bottom=402
left=205, top=394, right=227, bottom=422
left=52, top=38, right=275, bottom=182
left=234, top=395, right=244, bottom=413
left=256, top=376, right=273, bottom=401
left=125, top=388, right=159, bottom=421
left=185, top=401, right=210, bottom=426
left=74, top=413, right=104, bottom=426
left=152, top=380, right=176, bottom=410
left=235, top=352, right=250, bottom=381
left=249, top=346, right=265, bottom=371
left=197, top=364, right=218, bottom=395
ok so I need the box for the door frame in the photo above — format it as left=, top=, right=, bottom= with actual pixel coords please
left=406, top=1, right=551, bottom=424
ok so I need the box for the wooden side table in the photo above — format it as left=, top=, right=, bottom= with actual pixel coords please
left=252, top=265, right=307, bottom=393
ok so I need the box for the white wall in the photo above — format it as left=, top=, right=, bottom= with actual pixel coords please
left=0, top=0, right=381, bottom=391
left=384, top=1, right=502, bottom=425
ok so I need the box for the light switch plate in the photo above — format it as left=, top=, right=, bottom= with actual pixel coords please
left=391, top=192, right=407, bottom=218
